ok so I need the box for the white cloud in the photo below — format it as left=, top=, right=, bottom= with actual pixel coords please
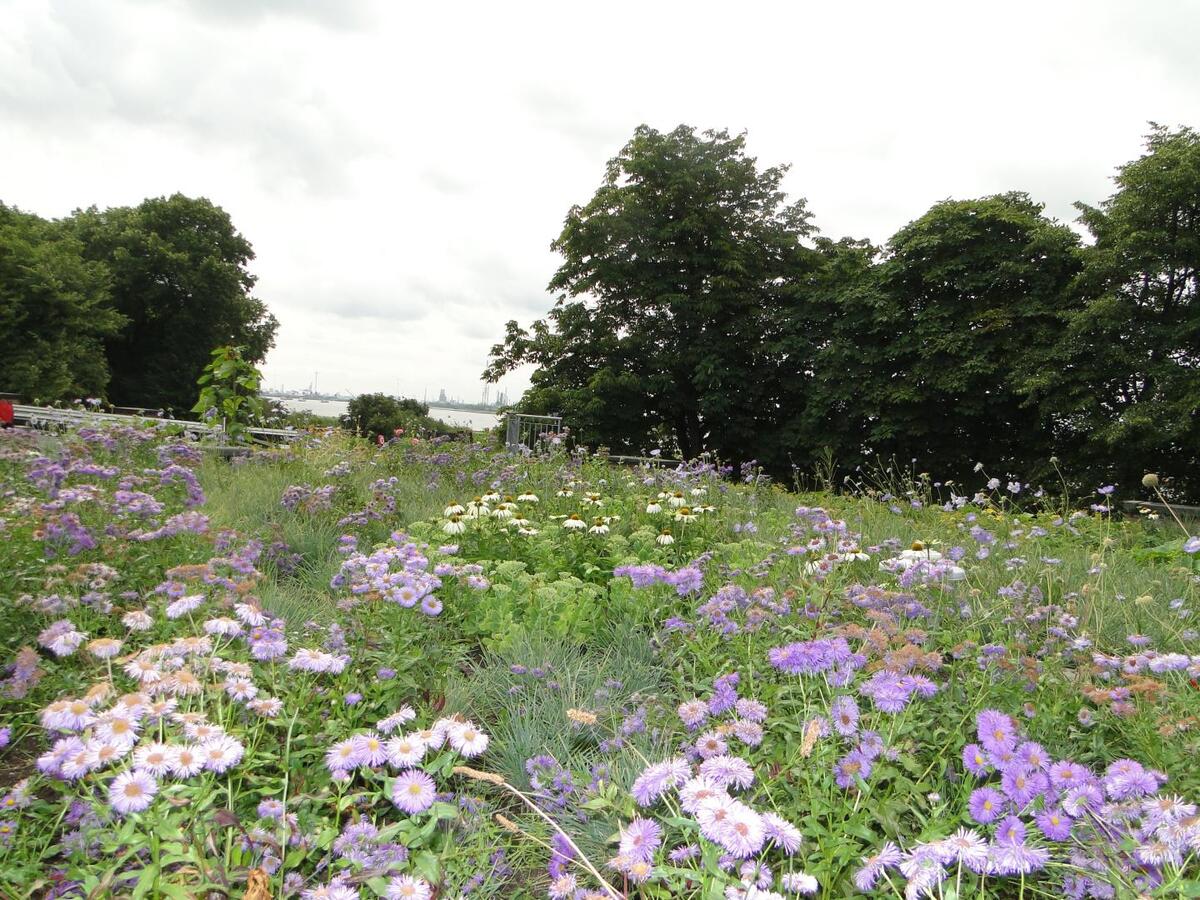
left=2, top=0, right=1198, bottom=402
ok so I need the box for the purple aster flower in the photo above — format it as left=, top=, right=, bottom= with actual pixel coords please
left=1001, top=767, right=1047, bottom=810
left=969, top=786, right=1006, bottom=824
left=1103, top=759, right=1159, bottom=800
left=731, top=719, right=763, bottom=747
left=853, top=841, right=902, bottom=891
left=391, top=769, right=436, bottom=814
left=995, top=815, right=1026, bottom=845
left=976, top=709, right=1018, bottom=754
left=109, top=770, right=157, bottom=815
left=677, top=700, right=708, bottom=730
left=962, top=743, right=991, bottom=777
left=699, top=755, right=754, bottom=790
left=831, top=695, right=859, bottom=737
left=734, top=698, right=767, bottom=722
left=834, top=749, right=873, bottom=789
left=1035, top=806, right=1073, bottom=841
left=258, top=798, right=285, bottom=820
left=618, top=816, right=662, bottom=863
left=762, top=812, right=802, bottom=854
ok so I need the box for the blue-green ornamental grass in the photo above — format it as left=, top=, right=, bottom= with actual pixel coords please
left=1, top=425, right=1199, bottom=898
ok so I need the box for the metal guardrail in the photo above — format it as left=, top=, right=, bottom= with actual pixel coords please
left=504, top=413, right=564, bottom=451
left=10, top=404, right=302, bottom=442
left=1121, top=499, right=1200, bottom=520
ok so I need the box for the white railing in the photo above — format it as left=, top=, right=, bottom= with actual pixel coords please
left=10, top=404, right=301, bottom=442
left=504, top=413, right=564, bottom=452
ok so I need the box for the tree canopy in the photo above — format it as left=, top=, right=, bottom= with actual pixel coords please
left=70, top=194, right=278, bottom=413
left=489, top=123, right=1200, bottom=496
left=486, top=125, right=820, bottom=463
left=1, top=193, right=277, bottom=414
left=0, top=203, right=122, bottom=401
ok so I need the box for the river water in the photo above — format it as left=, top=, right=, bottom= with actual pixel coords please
left=277, top=398, right=500, bottom=431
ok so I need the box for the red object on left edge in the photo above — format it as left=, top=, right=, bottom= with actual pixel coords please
left=0, top=400, right=14, bottom=426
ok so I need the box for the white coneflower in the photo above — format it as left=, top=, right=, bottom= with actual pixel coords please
left=589, top=518, right=610, bottom=535
left=95, top=712, right=140, bottom=747
left=646, top=500, right=663, bottom=514
left=656, top=531, right=675, bottom=546
left=516, top=492, right=538, bottom=503
left=43, top=698, right=95, bottom=732
left=60, top=747, right=94, bottom=780
left=491, top=503, right=515, bottom=520
left=87, top=638, right=124, bottom=660
left=690, top=487, right=707, bottom=497
left=377, top=706, right=417, bottom=734
left=109, top=770, right=157, bottom=815
left=443, top=516, right=466, bottom=535
left=582, top=492, right=603, bottom=506
left=122, top=610, right=154, bottom=631
left=233, top=602, right=266, bottom=626
left=201, top=736, right=245, bottom=773
left=517, top=527, right=540, bottom=536
left=555, top=488, right=574, bottom=498
left=668, top=491, right=687, bottom=508
left=115, top=690, right=150, bottom=711
left=203, top=617, right=242, bottom=637
left=133, top=742, right=173, bottom=777
left=562, top=515, right=586, bottom=530
left=414, top=725, right=447, bottom=750
left=184, top=721, right=225, bottom=743
left=510, top=516, right=532, bottom=529
left=84, top=739, right=129, bottom=770
left=448, top=721, right=489, bottom=758
left=675, top=507, right=698, bottom=523
left=481, top=491, right=501, bottom=504
left=443, top=502, right=465, bottom=517
left=697, top=504, right=716, bottom=514
left=249, top=697, right=283, bottom=718
left=225, top=676, right=261, bottom=705
left=386, top=733, right=427, bottom=766
left=143, top=698, right=177, bottom=722
left=168, top=744, right=205, bottom=778
left=165, top=594, right=204, bottom=620
left=166, top=670, right=203, bottom=697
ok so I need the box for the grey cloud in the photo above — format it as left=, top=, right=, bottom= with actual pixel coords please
left=149, top=0, right=376, bottom=30
left=280, top=284, right=430, bottom=322
left=0, top=2, right=370, bottom=191
left=517, top=83, right=631, bottom=152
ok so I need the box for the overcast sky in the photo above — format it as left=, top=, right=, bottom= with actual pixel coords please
left=3, top=0, right=1198, bottom=404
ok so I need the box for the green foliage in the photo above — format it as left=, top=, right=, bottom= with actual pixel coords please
left=1029, top=124, right=1200, bottom=496
left=69, top=193, right=278, bottom=413
left=0, top=203, right=123, bottom=400
left=486, top=124, right=820, bottom=462
left=192, top=345, right=268, bottom=440
left=341, top=392, right=462, bottom=440
left=489, top=122, right=1200, bottom=499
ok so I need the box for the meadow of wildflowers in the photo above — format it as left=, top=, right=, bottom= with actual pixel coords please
left=1, top=424, right=1199, bottom=899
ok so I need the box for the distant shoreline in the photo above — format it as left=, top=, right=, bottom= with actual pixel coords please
left=276, top=397, right=500, bottom=431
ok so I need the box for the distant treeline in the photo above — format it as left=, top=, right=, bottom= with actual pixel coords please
left=488, top=124, right=1200, bottom=499
left=0, top=194, right=277, bottom=414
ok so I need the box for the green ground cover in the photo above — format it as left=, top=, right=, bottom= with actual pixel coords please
left=0, top=425, right=1198, bottom=899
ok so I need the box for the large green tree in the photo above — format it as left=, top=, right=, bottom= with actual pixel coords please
left=1027, top=125, right=1200, bottom=493
left=0, top=204, right=122, bottom=401
left=486, top=125, right=818, bottom=462
left=70, top=194, right=278, bottom=413
left=848, top=193, right=1084, bottom=482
